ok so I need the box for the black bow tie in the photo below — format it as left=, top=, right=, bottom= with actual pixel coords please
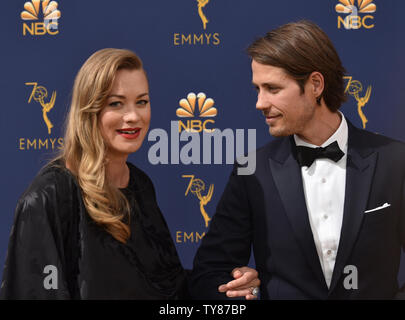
left=296, top=141, right=344, bottom=167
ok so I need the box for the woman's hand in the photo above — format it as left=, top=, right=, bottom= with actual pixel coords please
left=218, top=266, right=260, bottom=300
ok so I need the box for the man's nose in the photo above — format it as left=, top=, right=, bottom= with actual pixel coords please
left=256, top=91, right=271, bottom=110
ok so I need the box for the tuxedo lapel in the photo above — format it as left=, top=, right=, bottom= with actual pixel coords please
left=328, top=122, right=377, bottom=294
left=269, top=137, right=328, bottom=289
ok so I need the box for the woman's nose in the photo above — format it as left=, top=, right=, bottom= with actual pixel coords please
left=122, top=106, right=140, bottom=123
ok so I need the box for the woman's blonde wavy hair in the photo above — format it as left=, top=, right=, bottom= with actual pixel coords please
left=56, top=48, right=144, bottom=243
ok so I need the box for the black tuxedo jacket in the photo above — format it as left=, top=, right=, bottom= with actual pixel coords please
left=189, top=121, right=405, bottom=299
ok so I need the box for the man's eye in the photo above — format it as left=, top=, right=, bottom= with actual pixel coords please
left=269, top=87, right=280, bottom=93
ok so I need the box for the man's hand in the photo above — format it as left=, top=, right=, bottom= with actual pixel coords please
left=218, top=266, right=260, bottom=300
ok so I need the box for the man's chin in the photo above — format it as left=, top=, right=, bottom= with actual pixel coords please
left=269, top=126, right=289, bottom=137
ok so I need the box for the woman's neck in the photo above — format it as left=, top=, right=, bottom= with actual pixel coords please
left=105, top=157, right=129, bottom=188
left=66, top=155, right=130, bottom=188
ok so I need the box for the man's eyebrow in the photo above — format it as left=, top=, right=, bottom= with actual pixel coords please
left=263, top=83, right=281, bottom=88
left=252, top=82, right=281, bottom=88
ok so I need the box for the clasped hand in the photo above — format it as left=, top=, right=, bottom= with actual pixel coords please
left=218, top=267, right=260, bottom=300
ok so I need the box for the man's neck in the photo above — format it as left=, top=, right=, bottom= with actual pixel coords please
left=297, top=108, right=342, bottom=146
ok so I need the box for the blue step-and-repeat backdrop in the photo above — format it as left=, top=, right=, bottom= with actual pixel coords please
left=1, top=0, right=404, bottom=285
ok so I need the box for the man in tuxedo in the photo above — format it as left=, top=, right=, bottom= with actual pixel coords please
left=189, top=20, right=405, bottom=299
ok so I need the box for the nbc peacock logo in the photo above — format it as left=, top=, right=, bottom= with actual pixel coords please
left=21, top=0, right=61, bottom=36
left=335, top=0, right=376, bottom=30
left=176, top=92, right=217, bottom=133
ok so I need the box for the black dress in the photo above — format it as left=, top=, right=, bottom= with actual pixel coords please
left=0, top=161, right=188, bottom=299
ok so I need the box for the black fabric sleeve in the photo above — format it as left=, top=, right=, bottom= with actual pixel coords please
left=129, top=164, right=189, bottom=299
left=395, top=175, right=405, bottom=299
left=188, top=164, right=253, bottom=299
left=0, top=171, right=71, bottom=299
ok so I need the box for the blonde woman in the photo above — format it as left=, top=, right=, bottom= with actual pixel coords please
left=0, top=48, right=260, bottom=299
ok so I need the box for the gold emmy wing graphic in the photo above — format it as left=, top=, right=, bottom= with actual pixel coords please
left=21, top=0, right=61, bottom=23
left=182, top=175, right=214, bottom=228
left=335, top=0, right=376, bottom=14
left=344, top=76, right=372, bottom=129
left=176, top=92, right=217, bottom=118
left=26, top=82, right=56, bottom=134
left=197, top=0, right=210, bottom=30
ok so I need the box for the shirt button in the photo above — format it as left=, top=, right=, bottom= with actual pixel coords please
left=323, top=214, right=328, bottom=220
left=327, top=250, right=332, bottom=255
left=321, top=178, right=326, bottom=183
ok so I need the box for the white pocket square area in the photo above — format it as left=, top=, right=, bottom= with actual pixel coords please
left=364, top=203, right=391, bottom=214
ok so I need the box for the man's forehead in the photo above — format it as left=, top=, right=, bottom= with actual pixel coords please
left=251, top=61, right=289, bottom=83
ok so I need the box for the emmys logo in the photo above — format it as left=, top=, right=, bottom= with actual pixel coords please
left=197, top=0, right=210, bottom=30
left=336, top=0, right=376, bottom=30
left=21, top=0, right=61, bottom=36
left=173, top=0, right=220, bottom=46
left=19, top=82, right=63, bottom=151
left=176, top=92, right=217, bottom=133
left=175, top=174, right=214, bottom=244
left=344, top=76, right=372, bottom=129
left=182, top=174, right=214, bottom=227
left=26, top=82, right=56, bottom=134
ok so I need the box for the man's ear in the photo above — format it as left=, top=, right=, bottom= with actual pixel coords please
left=308, top=71, right=325, bottom=104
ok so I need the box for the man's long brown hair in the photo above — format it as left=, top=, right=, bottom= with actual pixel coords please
left=247, top=20, right=347, bottom=111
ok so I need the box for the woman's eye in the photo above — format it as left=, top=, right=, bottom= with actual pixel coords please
left=137, top=99, right=149, bottom=106
left=109, top=101, right=122, bottom=107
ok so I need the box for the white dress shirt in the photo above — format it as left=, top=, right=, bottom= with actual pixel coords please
left=293, top=113, right=348, bottom=288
